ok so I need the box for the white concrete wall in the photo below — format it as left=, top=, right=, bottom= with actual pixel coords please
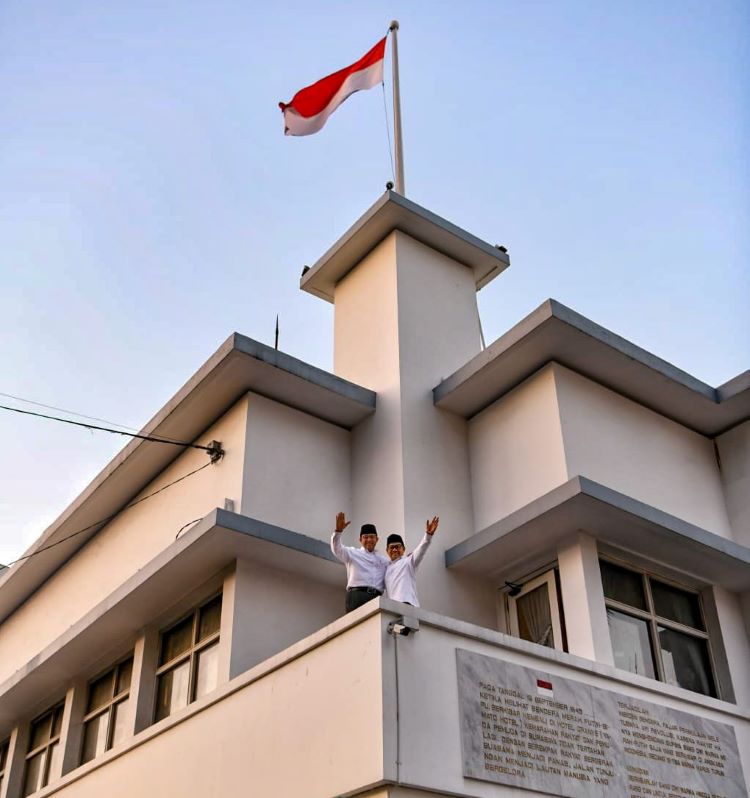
left=389, top=610, right=750, bottom=798
left=224, top=557, right=342, bottom=678
left=0, top=398, right=248, bottom=687
left=554, top=365, right=732, bottom=537
left=41, top=615, right=385, bottom=798
left=334, top=233, right=406, bottom=538
left=716, top=420, right=750, bottom=545
left=468, top=365, right=569, bottom=532
left=241, top=392, right=351, bottom=541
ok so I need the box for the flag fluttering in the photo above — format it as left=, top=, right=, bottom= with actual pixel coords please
left=279, top=37, right=387, bottom=136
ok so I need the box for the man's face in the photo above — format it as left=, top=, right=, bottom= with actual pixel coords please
left=360, top=533, right=378, bottom=552
left=387, top=542, right=404, bottom=561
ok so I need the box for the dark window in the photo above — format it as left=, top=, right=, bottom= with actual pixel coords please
left=81, top=657, right=133, bottom=764
left=600, top=559, right=717, bottom=698
left=0, top=738, right=9, bottom=793
left=154, top=594, right=222, bottom=722
left=23, top=704, right=64, bottom=796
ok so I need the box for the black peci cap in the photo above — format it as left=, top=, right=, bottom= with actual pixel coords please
left=360, top=523, right=378, bottom=537
left=386, top=534, right=404, bottom=547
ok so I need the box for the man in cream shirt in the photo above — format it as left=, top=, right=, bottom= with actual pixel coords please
left=384, top=516, right=439, bottom=606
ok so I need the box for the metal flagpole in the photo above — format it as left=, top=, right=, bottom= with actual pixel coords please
left=389, top=20, right=405, bottom=195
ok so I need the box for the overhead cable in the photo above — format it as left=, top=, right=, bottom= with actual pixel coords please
left=0, top=403, right=223, bottom=459
left=5, top=460, right=215, bottom=567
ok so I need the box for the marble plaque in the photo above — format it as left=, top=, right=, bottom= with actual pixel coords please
left=457, top=649, right=748, bottom=798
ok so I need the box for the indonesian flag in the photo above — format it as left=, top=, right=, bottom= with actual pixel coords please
left=279, top=37, right=386, bottom=136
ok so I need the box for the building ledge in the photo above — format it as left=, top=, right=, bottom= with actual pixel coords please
left=0, top=335, right=374, bottom=623
left=445, top=476, right=750, bottom=591
left=0, top=509, right=339, bottom=726
left=300, top=190, right=510, bottom=302
left=433, top=299, right=749, bottom=436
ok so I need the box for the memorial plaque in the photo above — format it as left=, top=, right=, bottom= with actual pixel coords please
left=457, top=649, right=748, bottom=798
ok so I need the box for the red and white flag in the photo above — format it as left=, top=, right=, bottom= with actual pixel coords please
left=279, top=37, right=387, bottom=136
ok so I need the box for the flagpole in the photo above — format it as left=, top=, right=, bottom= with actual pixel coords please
left=389, top=20, right=405, bottom=195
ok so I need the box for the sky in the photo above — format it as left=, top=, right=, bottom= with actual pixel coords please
left=0, top=1, right=748, bottom=564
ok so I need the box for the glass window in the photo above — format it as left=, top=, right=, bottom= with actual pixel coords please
left=599, top=559, right=717, bottom=698
left=154, top=594, right=222, bottom=723
left=0, top=738, right=9, bottom=793
left=24, top=704, right=64, bottom=796
left=81, top=656, right=134, bottom=765
left=607, top=609, right=656, bottom=678
left=507, top=570, right=565, bottom=652
left=600, top=560, right=647, bottom=610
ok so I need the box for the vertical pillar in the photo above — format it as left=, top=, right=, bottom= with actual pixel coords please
left=131, top=628, right=159, bottom=733
left=60, top=680, right=87, bottom=775
left=2, top=726, right=27, bottom=798
left=557, top=533, right=613, bottom=664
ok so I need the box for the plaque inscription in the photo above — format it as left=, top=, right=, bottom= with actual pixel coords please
left=457, top=649, right=747, bottom=798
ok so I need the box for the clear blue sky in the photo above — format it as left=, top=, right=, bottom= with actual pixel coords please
left=1, top=1, right=748, bottom=562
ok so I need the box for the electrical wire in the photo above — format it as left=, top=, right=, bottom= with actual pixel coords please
left=0, top=404, right=217, bottom=454
left=0, top=391, right=141, bottom=433
left=4, top=461, right=214, bottom=567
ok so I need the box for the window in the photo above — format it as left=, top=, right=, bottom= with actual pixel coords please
left=81, top=657, right=133, bottom=764
left=600, top=559, right=717, bottom=697
left=507, top=570, right=565, bottom=652
left=23, top=704, right=64, bottom=796
left=0, top=738, right=9, bottom=793
left=154, top=594, right=222, bottom=722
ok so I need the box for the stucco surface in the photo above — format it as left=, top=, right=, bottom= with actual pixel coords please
left=717, top=420, right=750, bottom=545
left=468, top=366, right=568, bottom=532
left=241, top=392, right=351, bottom=540
left=554, top=365, right=732, bottom=538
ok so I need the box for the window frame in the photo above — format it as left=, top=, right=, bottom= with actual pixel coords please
left=80, top=655, right=134, bottom=765
left=153, top=593, right=222, bottom=722
left=23, top=703, right=64, bottom=796
left=0, top=737, right=9, bottom=791
left=600, top=557, right=719, bottom=697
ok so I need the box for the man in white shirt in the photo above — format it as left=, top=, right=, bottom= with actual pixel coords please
left=385, top=516, right=439, bottom=607
left=331, top=511, right=390, bottom=613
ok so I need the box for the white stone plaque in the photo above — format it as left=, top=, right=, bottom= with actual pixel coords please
left=457, top=649, right=748, bottom=798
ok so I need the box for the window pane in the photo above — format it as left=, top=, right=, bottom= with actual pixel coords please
left=198, top=596, right=222, bottom=641
left=29, top=714, right=52, bottom=751
left=110, top=698, right=131, bottom=748
left=116, top=658, right=133, bottom=695
left=46, top=741, right=62, bottom=786
left=81, top=713, right=109, bottom=765
left=155, top=660, right=191, bottom=721
left=160, top=617, right=194, bottom=665
left=658, top=627, right=716, bottom=697
left=516, top=585, right=554, bottom=648
left=607, top=609, right=656, bottom=678
left=0, top=739, right=8, bottom=771
left=195, top=642, right=220, bottom=699
left=23, top=752, right=44, bottom=796
left=87, top=670, right=115, bottom=713
left=651, top=581, right=703, bottom=630
left=600, top=560, right=647, bottom=610
left=51, top=706, right=63, bottom=738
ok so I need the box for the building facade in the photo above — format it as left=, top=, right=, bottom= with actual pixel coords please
left=0, top=192, right=748, bottom=798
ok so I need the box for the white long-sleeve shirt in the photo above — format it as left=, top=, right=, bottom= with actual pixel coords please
left=385, top=534, right=432, bottom=606
left=330, top=532, right=389, bottom=590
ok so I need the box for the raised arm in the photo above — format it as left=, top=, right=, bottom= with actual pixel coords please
left=330, top=511, right=352, bottom=563
left=412, top=516, right=439, bottom=569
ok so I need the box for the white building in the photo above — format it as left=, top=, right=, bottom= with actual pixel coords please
left=0, top=192, right=748, bottom=798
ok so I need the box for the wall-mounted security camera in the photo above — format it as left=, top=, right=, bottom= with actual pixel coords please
left=387, top=615, right=419, bottom=637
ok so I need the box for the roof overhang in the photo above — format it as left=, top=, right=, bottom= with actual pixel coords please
left=445, top=476, right=750, bottom=591
left=0, top=509, right=340, bottom=730
left=434, top=299, right=749, bottom=436
left=0, top=335, right=374, bottom=621
left=300, top=191, right=510, bottom=302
